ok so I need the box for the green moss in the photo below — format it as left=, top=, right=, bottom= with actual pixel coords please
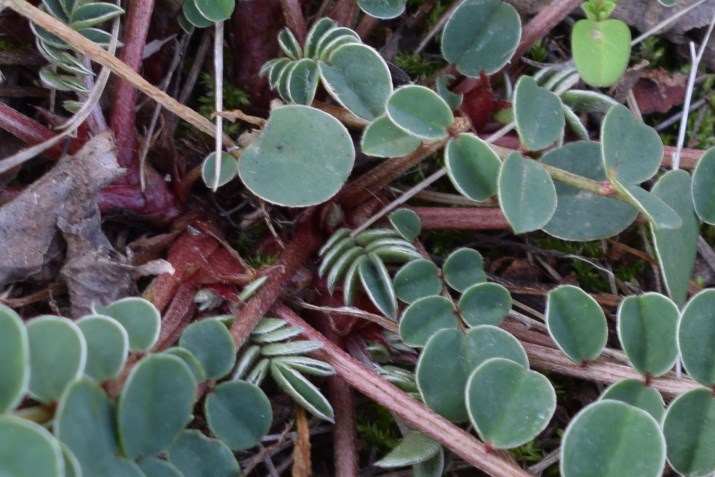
left=395, top=52, right=441, bottom=81
left=356, top=402, right=400, bottom=453
left=197, top=73, right=250, bottom=137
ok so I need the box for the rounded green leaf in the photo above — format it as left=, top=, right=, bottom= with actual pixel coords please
left=77, top=315, right=128, bottom=382
left=600, top=379, right=665, bottom=422
left=444, top=133, right=500, bottom=201
left=386, top=85, right=453, bottom=140
left=270, top=361, right=334, bottom=422
left=287, top=58, right=320, bottom=105
left=361, top=116, right=422, bottom=158
left=168, top=430, right=241, bottom=477
left=513, top=76, right=565, bottom=151
left=498, top=152, right=557, bottom=234
left=193, top=0, right=234, bottom=21
left=375, top=432, right=440, bottom=467
left=541, top=141, right=638, bottom=241
left=679, top=289, right=715, bottom=386
left=164, top=347, right=206, bottom=383
left=546, top=285, right=607, bottom=363
left=182, top=0, right=212, bottom=28
left=205, top=381, right=272, bottom=451
left=237, top=105, right=354, bottom=207
left=458, top=283, right=511, bottom=327
left=201, top=152, right=238, bottom=188
left=601, top=104, right=663, bottom=185
left=138, top=458, right=183, bottom=477
left=357, top=0, right=406, bottom=19
left=0, top=416, right=63, bottom=477
left=466, top=358, right=555, bottom=449
left=0, top=304, right=29, bottom=413
left=617, top=182, right=682, bottom=230
left=179, top=319, right=236, bottom=380
left=393, top=259, right=442, bottom=303
left=27, top=316, right=86, bottom=403
left=389, top=209, right=421, bottom=241
left=441, top=0, right=521, bottom=76
left=561, top=400, right=666, bottom=477
left=464, top=325, right=528, bottom=368
left=663, top=388, right=715, bottom=477
left=399, top=296, right=458, bottom=347
left=691, top=146, right=715, bottom=224
left=118, top=354, right=196, bottom=459
left=442, top=247, right=486, bottom=292
left=572, top=19, right=631, bottom=87
left=60, top=443, right=81, bottom=477
left=319, top=43, right=392, bottom=120
left=359, top=253, right=398, bottom=319
left=94, top=297, right=161, bottom=352
left=617, top=293, right=679, bottom=377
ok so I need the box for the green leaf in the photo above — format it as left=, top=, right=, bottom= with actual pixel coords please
left=278, top=28, right=302, bottom=60
left=414, top=447, right=444, bottom=477
left=441, top=0, right=521, bottom=76
left=497, top=152, right=557, bottom=234
left=466, top=358, right=555, bottom=449
left=361, top=116, right=421, bottom=158
left=42, top=0, right=69, bottom=21
left=205, top=381, right=272, bottom=451
left=572, top=19, right=631, bottom=87
left=193, top=0, right=234, bottom=22
left=0, top=304, right=29, bottom=413
left=393, top=259, right=442, bottom=304
left=180, top=0, right=213, bottom=28
left=386, top=85, right=453, bottom=140
left=344, top=255, right=367, bottom=305
left=615, top=182, right=682, bottom=230
left=541, top=141, right=638, bottom=241
left=270, top=362, right=334, bottom=422
left=60, top=443, right=81, bottom=477
left=546, top=285, right=607, bottom=363
left=458, top=283, right=511, bottom=327
left=27, top=316, right=86, bottom=403
left=513, top=76, right=565, bottom=151
left=164, top=347, right=207, bottom=383
left=118, top=355, right=196, bottom=459
left=272, top=356, right=334, bottom=376
left=77, top=27, right=113, bottom=47
left=168, top=430, right=241, bottom=477
left=617, top=293, right=679, bottom=377
left=399, top=296, right=458, bottom=347
left=561, top=400, right=666, bottom=477
left=319, top=44, right=392, bottom=120
left=599, top=379, right=665, bottom=422
left=601, top=104, right=663, bottom=184
left=260, top=339, right=322, bottom=356
left=679, top=289, right=715, bottom=386
left=444, top=133, right=500, bottom=201
left=561, top=89, right=618, bottom=113
left=70, top=3, right=124, bottom=29
left=359, top=253, right=398, bottom=319
left=138, top=458, right=184, bottom=477
left=237, top=105, right=355, bottom=207
left=179, top=319, right=236, bottom=380
left=0, top=416, right=64, bottom=477
left=287, top=59, right=320, bottom=105
left=563, top=104, right=589, bottom=140
left=268, top=58, right=293, bottom=89
left=201, top=152, right=238, bottom=188
left=435, top=75, right=462, bottom=110
left=663, top=388, right=715, bottom=476
left=375, top=432, right=440, bottom=467
left=442, top=247, right=486, bottom=292
left=389, top=209, right=421, bottom=241
left=691, top=146, right=715, bottom=224
left=94, top=297, right=161, bottom=352
left=462, top=325, right=528, bottom=368
left=315, top=27, right=361, bottom=60
left=77, top=315, right=129, bottom=382
left=357, top=0, right=407, bottom=19
left=304, top=18, right=336, bottom=59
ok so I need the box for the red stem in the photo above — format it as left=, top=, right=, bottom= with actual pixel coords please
left=408, top=206, right=511, bottom=230
left=0, top=102, right=81, bottom=159
left=327, top=0, right=360, bottom=27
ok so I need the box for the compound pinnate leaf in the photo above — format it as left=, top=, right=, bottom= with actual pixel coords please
left=375, top=432, right=441, bottom=467
left=179, top=319, right=236, bottom=380
left=663, top=388, right=715, bottom=477
left=138, top=458, right=184, bottom=477
left=599, top=379, right=665, bottom=422
left=0, top=416, right=64, bottom=477
left=691, top=147, right=715, bottom=224
left=168, top=430, right=241, bottom=477
left=399, top=296, right=458, bottom=347
left=201, top=152, right=238, bottom=189
left=441, top=0, right=521, bottom=76
left=561, top=400, right=666, bottom=477
left=458, top=283, right=511, bottom=327
left=445, top=133, right=500, bottom=201
left=513, top=76, right=565, bottom=151
left=361, top=116, right=421, bottom=158
left=193, top=0, right=234, bottom=22
left=617, top=293, right=679, bottom=377
left=386, top=85, right=453, bottom=141
left=389, top=209, right=421, bottom=241
left=205, top=381, right=272, bottom=451
left=270, top=362, right=334, bottom=422
left=77, top=315, right=128, bottom=382
left=94, top=297, right=161, bottom=352
left=466, top=358, right=555, bottom=449
left=393, top=259, right=442, bottom=304
left=357, top=0, right=407, bottom=19
left=679, top=289, right=715, bottom=386
left=0, top=304, right=29, bottom=413
left=572, top=19, right=631, bottom=87
left=359, top=253, right=398, bottom=319
left=546, top=285, right=607, bottom=363
left=238, top=105, right=354, bottom=207
left=118, top=355, right=195, bottom=459
left=442, top=247, right=486, bottom=292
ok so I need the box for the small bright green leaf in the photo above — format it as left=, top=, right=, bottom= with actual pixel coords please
left=304, top=18, right=336, bottom=59
left=201, top=152, right=238, bottom=188
left=561, top=400, right=666, bottom=477
left=679, top=289, right=715, bottom=386
left=238, top=105, right=354, bottom=207
left=616, top=182, right=682, bottom=230
left=193, top=0, right=234, bottom=22
left=498, top=152, right=557, bottom=234
left=572, top=19, right=631, bottom=87
left=138, top=458, right=184, bottom=477
left=357, top=0, right=406, bottom=19
left=600, top=379, right=665, bottom=422
left=393, top=259, right=441, bottom=303
left=663, top=388, right=715, bottom=477
left=436, top=75, right=462, bottom=110
left=441, top=0, right=521, bottom=76
left=0, top=304, right=29, bottom=413
left=442, top=247, right=486, bottom=292
left=464, top=325, right=528, bottom=368
left=205, top=381, right=272, bottom=451
left=458, top=283, right=511, bottom=327
left=118, top=355, right=195, bottom=459
left=513, top=76, right=565, bottom=151
left=386, top=85, right=453, bottom=140
left=399, top=296, right=458, bottom=347
left=168, top=430, right=241, bottom=477
left=359, top=253, right=398, bottom=319
left=94, top=297, right=161, bottom=352
left=375, top=432, right=440, bottom=467
left=77, top=315, right=129, bottom=382
left=270, top=362, right=334, bottom=422
left=164, top=347, right=206, bottom=383
left=179, top=319, right=236, bottom=380
left=445, top=133, right=500, bottom=201
left=546, top=285, right=607, bottom=363
left=0, top=416, right=63, bottom=477
left=27, top=316, right=86, bottom=403
left=277, top=28, right=302, bottom=60
left=319, top=43, right=392, bottom=120
left=287, top=59, right=320, bottom=105
left=691, top=147, right=715, bottom=224
left=617, top=293, right=679, bottom=377
left=466, top=358, right=555, bottom=449
left=361, top=116, right=421, bottom=158
left=389, top=209, right=421, bottom=241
